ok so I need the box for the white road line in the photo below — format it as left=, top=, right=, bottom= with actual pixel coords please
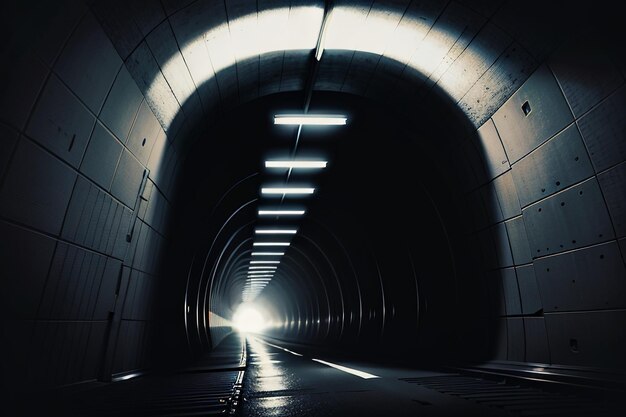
left=255, top=338, right=303, bottom=356
left=312, top=359, right=380, bottom=379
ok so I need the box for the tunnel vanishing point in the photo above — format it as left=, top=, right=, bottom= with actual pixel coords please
left=1, top=0, right=625, bottom=415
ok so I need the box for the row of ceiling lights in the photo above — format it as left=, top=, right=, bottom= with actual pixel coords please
left=242, top=114, right=347, bottom=302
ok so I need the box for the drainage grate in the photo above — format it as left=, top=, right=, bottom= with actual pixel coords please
left=400, top=375, right=618, bottom=416
left=44, top=370, right=244, bottom=416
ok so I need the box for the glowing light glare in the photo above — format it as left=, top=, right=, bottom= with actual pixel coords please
left=253, top=242, right=290, bottom=246
left=247, top=275, right=273, bottom=278
left=151, top=4, right=488, bottom=141
left=251, top=252, right=284, bottom=256
left=250, top=260, right=280, bottom=264
left=261, top=187, right=315, bottom=195
left=259, top=210, right=305, bottom=216
left=232, top=306, right=267, bottom=333
left=274, top=115, right=347, bottom=125
left=255, top=229, right=297, bottom=235
left=249, top=266, right=277, bottom=270
left=265, top=161, right=327, bottom=169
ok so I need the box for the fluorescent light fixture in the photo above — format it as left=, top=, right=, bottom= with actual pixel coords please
left=251, top=252, right=284, bottom=256
left=274, top=114, right=347, bottom=125
left=253, top=242, right=290, bottom=246
left=248, top=270, right=275, bottom=273
left=250, top=260, right=281, bottom=264
left=259, top=210, right=305, bottom=216
left=249, top=266, right=277, bottom=270
left=265, top=161, right=327, bottom=169
left=247, top=275, right=273, bottom=278
left=255, top=229, right=297, bottom=234
left=261, top=187, right=315, bottom=195
left=247, top=278, right=272, bottom=281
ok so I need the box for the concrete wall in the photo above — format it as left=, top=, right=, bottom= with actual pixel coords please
left=1, top=0, right=624, bottom=390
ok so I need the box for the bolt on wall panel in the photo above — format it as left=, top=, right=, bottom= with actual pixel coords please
left=545, top=310, right=626, bottom=369
left=516, top=264, right=542, bottom=315
left=523, top=177, right=614, bottom=257
left=512, top=123, right=595, bottom=207
left=99, top=66, right=143, bottom=142
left=597, top=160, right=626, bottom=237
left=0, top=221, right=56, bottom=319
left=493, top=65, right=573, bottom=163
left=523, top=317, right=550, bottom=364
left=54, top=12, right=122, bottom=114
left=476, top=118, right=510, bottom=180
left=0, top=139, right=77, bottom=235
left=127, top=100, right=161, bottom=166
left=26, top=74, right=96, bottom=169
left=534, top=241, right=626, bottom=313
left=577, top=86, right=626, bottom=172
left=549, top=37, right=624, bottom=118
left=505, top=216, right=532, bottom=265
left=80, top=122, right=124, bottom=190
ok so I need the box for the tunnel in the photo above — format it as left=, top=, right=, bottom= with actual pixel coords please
left=1, top=0, right=625, bottom=415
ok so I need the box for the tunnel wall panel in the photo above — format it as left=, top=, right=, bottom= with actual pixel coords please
left=516, top=265, right=542, bottom=315
left=466, top=44, right=626, bottom=373
left=597, top=161, right=626, bottom=238
left=549, top=37, right=624, bottom=119
left=534, top=242, right=626, bottom=313
left=0, top=6, right=183, bottom=390
left=577, top=86, right=626, bottom=172
left=493, top=65, right=573, bottom=164
left=25, top=74, right=96, bottom=169
left=80, top=121, right=124, bottom=190
left=545, top=311, right=626, bottom=369
left=0, top=139, right=77, bottom=235
left=523, top=317, right=550, bottom=363
left=523, top=178, right=614, bottom=257
left=54, top=12, right=122, bottom=114
left=511, top=123, right=595, bottom=208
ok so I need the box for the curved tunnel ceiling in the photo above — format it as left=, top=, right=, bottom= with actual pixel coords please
left=1, top=0, right=625, bottom=394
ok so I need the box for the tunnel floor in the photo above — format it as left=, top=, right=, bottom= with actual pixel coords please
left=241, top=337, right=620, bottom=417
left=19, top=333, right=621, bottom=416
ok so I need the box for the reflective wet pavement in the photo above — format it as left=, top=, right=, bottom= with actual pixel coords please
left=241, top=337, right=507, bottom=417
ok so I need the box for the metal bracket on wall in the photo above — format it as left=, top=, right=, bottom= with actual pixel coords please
left=126, top=168, right=150, bottom=242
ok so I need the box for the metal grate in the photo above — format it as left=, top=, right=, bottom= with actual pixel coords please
left=400, top=375, right=619, bottom=416
left=46, top=370, right=244, bottom=416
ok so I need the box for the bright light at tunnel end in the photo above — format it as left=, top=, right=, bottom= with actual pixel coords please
left=233, top=304, right=269, bottom=334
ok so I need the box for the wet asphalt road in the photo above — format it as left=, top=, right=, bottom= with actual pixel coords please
left=240, top=337, right=504, bottom=417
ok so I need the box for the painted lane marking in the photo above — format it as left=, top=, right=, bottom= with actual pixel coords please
left=255, top=338, right=303, bottom=356
left=311, top=359, right=380, bottom=379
